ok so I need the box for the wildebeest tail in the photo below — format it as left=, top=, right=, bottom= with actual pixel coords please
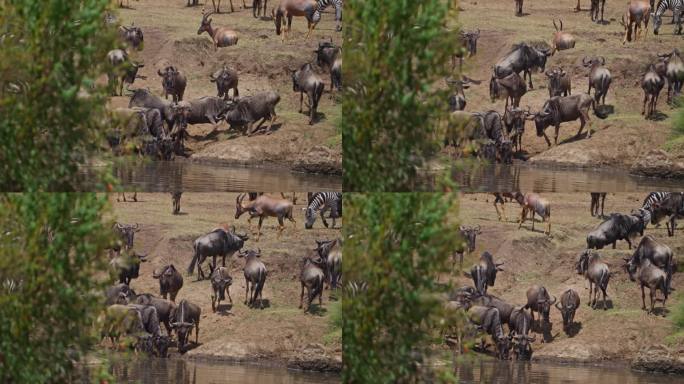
left=310, top=274, right=324, bottom=304
left=313, top=82, right=324, bottom=110
left=599, top=269, right=610, bottom=291
left=187, top=242, right=198, bottom=274
left=254, top=269, right=267, bottom=301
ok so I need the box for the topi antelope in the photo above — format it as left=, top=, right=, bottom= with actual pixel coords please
left=197, top=10, right=238, bottom=50
left=235, top=193, right=295, bottom=241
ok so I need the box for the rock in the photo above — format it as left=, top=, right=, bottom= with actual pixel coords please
left=631, top=344, right=684, bottom=374
left=287, top=343, right=342, bottom=373
left=630, top=149, right=684, bottom=179
left=292, top=146, right=342, bottom=175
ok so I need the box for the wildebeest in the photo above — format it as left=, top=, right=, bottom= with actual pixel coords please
left=545, top=67, right=571, bottom=98
left=210, top=266, right=233, bottom=312
left=119, top=24, right=143, bottom=50
left=470, top=294, right=515, bottom=326
left=273, top=0, right=319, bottom=41
left=489, top=72, right=527, bottom=109
left=209, top=65, right=239, bottom=101
left=586, top=211, right=647, bottom=249
left=467, top=305, right=511, bottom=360
left=171, top=299, right=201, bottom=353
left=576, top=250, right=611, bottom=310
left=555, top=289, right=580, bottom=333
left=172, top=192, right=182, bottom=215
left=235, top=193, right=295, bottom=240
left=468, top=251, right=504, bottom=295
left=157, top=66, right=186, bottom=103
left=658, top=49, right=684, bottom=104
left=550, top=19, right=576, bottom=55
left=135, top=294, right=177, bottom=337
left=197, top=11, right=238, bottom=50
left=626, top=258, right=669, bottom=314
left=448, top=76, right=481, bottom=112
left=641, top=64, right=665, bottom=118
left=128, top=88, right=175, bottom=126
left=299, top=255, right=326, bottom=312
left=315, top=40, right=342, bottom=90
left=625, top=235, right=674, bottom=293
left=105, top=283, right=137, bottom=306
left=112, top=222, right=140, bottom=252
left=590, top=0, right=606, bottom=22
left=110, top=251, right=147, bottom=285
left=508, top=307, right=536, bottom=360
left=223, top=91, right=281, bottom=135
left=514, top=0, right=524, bottom=16
left=188, top=226, right=248, bottom=281
left=107, top=49, right=145, bottom=96
left=502, top=107, right=529, bottom=153
left=533, top=93, right=594, bottom=147
left=174, top=96, right=231, bottom=129
left=253, top=0, right=268, bottom=18
left=316, top=238, right=342, bottom=290
left=292, top=63, right=324, bottom=125
left=98, top=304, right=144, bottom=347
left=524, top=285, right=556, bottom=342
left=515, top=193, right=551, bottom=235
left=452, top=29, right=480, bottom=71
left=239, top=249, right=267, bottom=309
left=454, top=225, right=481, bottom=268
left=152, top=264, right=183, bottom=302
left=590, top=192, right=606, bottom=217
left=472, top=111, right=514, bottom=164
left=494, top=42, right=551, bottom=89
left=583, top=57, right=611, bottom=106
left=620, top=1, right=651, bottom=44
left=651, top=192, right=684, bottom=236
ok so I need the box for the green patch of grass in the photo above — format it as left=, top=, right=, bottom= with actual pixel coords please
left=664, top=331, right=684, bottom=346
left=325, top=134, right=342, bottom=149
left=672, top=294, right=684, bottom=331
left=323, top=300, right=342, bottom=346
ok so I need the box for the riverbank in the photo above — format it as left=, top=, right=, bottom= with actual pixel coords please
left=106, top=193, right=342, bottom=373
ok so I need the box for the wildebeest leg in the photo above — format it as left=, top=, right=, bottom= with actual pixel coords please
left=244, top=280, right=249, bottom=305
left=299, top=283, right=305, bottom=309
left=298, top=91, right=304, bottom=113
left=227, top=286, right=233, bottom=304
left=531, top=210, right=535, bottom=231
left=626, top=237, right=632, bottom=249
left=195, top=323, right=199, bottom=345
left=542, top=130, right=552, bottom=147
left=287, top=15, right=293, bottom=40
left=588, top=281, right=594, bottom=307
left=648, top=286, right=656, bottom=314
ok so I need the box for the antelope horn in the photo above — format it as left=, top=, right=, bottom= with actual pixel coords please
left=553, top=19, right=559, bottom=31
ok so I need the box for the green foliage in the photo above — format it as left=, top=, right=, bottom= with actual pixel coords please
left=0, top=193, right=112, bottom=382
left=0, top=1, right=117, bottom=191
left=342, top=1, right=460, bottom=191
left=673, top=294, right=684, bottom=331
left=343, top=193, right=461, bottom=383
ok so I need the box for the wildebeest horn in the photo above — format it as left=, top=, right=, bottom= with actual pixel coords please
left=133, top=223, right=140, bottom=231
left=600, top=57, right=605, bottom=65
left=549, top=295, right=557, bottom=305
left=554, top=302, right=562, bottom=310
left=582, top=56, right=590, bottom=66
left=152, top=268, right=163, bottom=278
left=115, top=223, right=124, bottom=229
left=475, top=28, right=480, bottom=37
left=527, top=335, right=536, bottom=342
left=474, top=225, right=481, bottom=232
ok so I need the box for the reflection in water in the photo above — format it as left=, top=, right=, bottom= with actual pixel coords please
left=79, top=159, right=342, bottom=192
left=425, top=163, right=684, bottom=192
left=453, top=360, right=672, bottom=384
left=87, top=356, right=340, bottom=384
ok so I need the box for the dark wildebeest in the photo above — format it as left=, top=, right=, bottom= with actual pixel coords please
left=555, top=289, right=580, bottom=333
left=576, top=250, right=611, bottom=310
left=502, top=106, right=529, bottom=153
left=253, top=0, right=268, bottom=18
left=235, top=193, right=295, bottom=241
left=590, top=192, right=606, bottom=217
left=239, top=249, right=267, bottom=309
left=447, top=76, right=481, bottom=112
left=524, top=285, right=556, bottom=342
left=545, top=67, right=571, bottom=98
left=454, top=225, right=481, bottom=268
left=470, top=294, right=515, bottom=326
left=104, top=283, right=137, bottom=306
left=494, top=43, right=551, bottom=89
left=188, top=226, right=248, bottom=281
left=292, top=63, right=324, bottom=125
left=210, top=266, right=233, bottom=312
left=657, top=49, right=684, bottom=104
left=590, top=0, right=606, bottom=22
left=467, top=305, right=512, bottom=360
left=112, top=222, right=140, bottom=252
left=107, top=49, right=145, bottom=96
left=508, top=307, right=536, bottom=360
left=119, top=24, right=144, bottom=50
left=473, top=110, right=514, bottom=164
left=626, top=258, right=669, bottom=314
left=467, top=251, right=504, bottom=295
left=514, top=0, right=524, bottom=16
left=223, top=91, right=281, bottom=135
left=171, top=192, right=182, bottom=215
left=135, top=294, right=177, bottom=337
left=620, top=1, right=651, bottom=44
left=586, top=210, right=647, bottom=249
left=98, top=304, right=144, bottom=347
left=515, top=193, right=551, bottom=235
left=170, top=299, right=201, bottom=353
left=550, top=19, right=576, bottom=55
left=152, top=264, right=184, bottom=302
left=533, top=93, right=594, bottom=147
left=315, top=40, right=342, bottom=91
left=111, top=251, right=147, bottom=285
left=489, top=72, right=527, bottom=109
left=452, top=29, right=480, bottom=71
left=174, top=96, right=231, bottom=130
left=583, top=57, right=612, bottom=106
left=316, top=238, right=342, bottom=290
left=158, top=66, right=187, bottom=103
left=128, top=88, right=175, bottom=127
left=651, top=192, right=684, bottom=236
left=624, top=235, right=674, bottom=293
left=299, top=255, right=326, bottom=312
left=197, top=11, right=238, bottom=50
left=209, top=65, right=239, bottom=101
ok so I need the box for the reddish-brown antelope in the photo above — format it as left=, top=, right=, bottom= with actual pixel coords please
left=550, top=19, right=575, bottom=55
left=272, top=0, right=319, bottom=41
left=197, top=10, right=238, bottom=50
left=620, top=1, right=651, bottom=44
left=235, top=193, right=295, bottom=241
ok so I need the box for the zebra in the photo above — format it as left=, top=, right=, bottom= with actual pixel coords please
left=312, top=0, right=343, bottom=32
left=304, top=192, right=342, bottom=229
left=642, top=192, right=671, bottom=225
left=345, top=281, right=368, bottom=297
left=653, top=0, right=684, bottom=35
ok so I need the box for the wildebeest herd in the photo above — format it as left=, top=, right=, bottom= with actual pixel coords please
left=105, top=1, right=343, bottom=160
left=446, top=191, right=682, bottom=360
left=446, top=0, right=683, bottom=164
left=98, top=192, right=342, bottom=357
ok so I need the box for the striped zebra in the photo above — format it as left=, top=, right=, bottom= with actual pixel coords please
left=345, top=281, right=368, bottom=297
left=642, top=192, right=671, bottom=225
left=305, top=192, right=342, bottom=229
left=312, top=0, right=343, bottom=32
left=653, top=0, right=684, bottom=35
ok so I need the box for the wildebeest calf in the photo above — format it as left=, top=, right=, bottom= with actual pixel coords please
left=576, top=250, right=610, bottom=310
left=299, top=255, right=325, bottom=312
left=210, top=266, right=233, bottom=312
left=152, top=264, right=183, bottom=302
left=171, top=299, right=201, bottom=353
left=292, top=63, right=324, bottom=125
left=555, top=288, right=580, bottom=333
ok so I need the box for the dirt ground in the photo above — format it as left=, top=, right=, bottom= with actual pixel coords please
left=111, top=1, right=342, bottom=174
left=453, top=0, right=684, bottom=176
left=107, top=193, right=342, bottom=371
left=452, top=192, right=684, bottom=363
